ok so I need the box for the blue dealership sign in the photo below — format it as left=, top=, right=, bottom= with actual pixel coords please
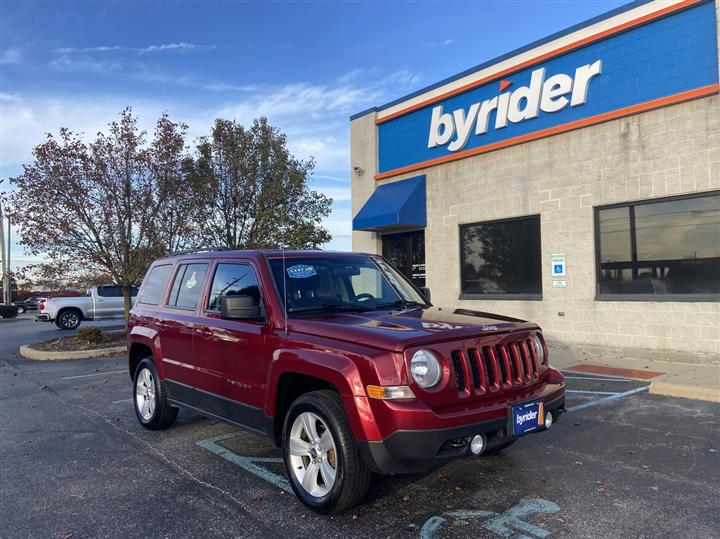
left=376, top=1, right=719, bottom=179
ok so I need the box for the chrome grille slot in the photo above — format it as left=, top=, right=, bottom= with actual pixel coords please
left=450, top=350, right=466, bottom=392
left=481, top=347, right=497, bottom=388
left=494, top=346, right=509, bottom=385
left=526, top=339, right=540, bottom=378
left=467, top=348, right=482, bottom=390
left=497, top=345, right=516, bottom=383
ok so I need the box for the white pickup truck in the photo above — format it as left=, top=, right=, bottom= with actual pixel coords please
left=36, top=285, right=138, bottom=330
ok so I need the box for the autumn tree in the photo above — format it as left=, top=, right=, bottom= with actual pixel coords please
left=8, top=108, right=199, bottom=317
left=189, top=117, right=332, bottom=249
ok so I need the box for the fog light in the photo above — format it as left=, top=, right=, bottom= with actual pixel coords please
left=470, top=434, right=486, bottom=455
left=545, top=412, right=553, bottom=429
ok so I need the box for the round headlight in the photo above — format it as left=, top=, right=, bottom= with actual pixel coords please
left=533, top=335, right=546, bottom=364
left=410, top=349, right=442, bottom=389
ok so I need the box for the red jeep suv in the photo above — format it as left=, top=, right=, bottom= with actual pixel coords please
left=128, top=250, right=565, bottom=513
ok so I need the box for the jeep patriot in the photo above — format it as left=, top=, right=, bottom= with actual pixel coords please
left=128, top=250, right=565, bottom=513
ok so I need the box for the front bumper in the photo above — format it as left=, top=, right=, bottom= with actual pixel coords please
left=357, top=393, right=565, bottom=474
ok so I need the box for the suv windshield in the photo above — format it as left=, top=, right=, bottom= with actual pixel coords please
left=268, top=255, right=428, bottom=314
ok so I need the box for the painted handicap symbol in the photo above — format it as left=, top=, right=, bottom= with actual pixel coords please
left=197, top=433, right=292, bottom=492
left=420, top=496, right=560, bottom=539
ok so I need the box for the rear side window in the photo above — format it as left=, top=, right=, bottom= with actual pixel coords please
left=167, top=263, right=209, bottom=310
left=138, top=265, right=172, bottom=305
left=97, top=285, right=121, bottom=297
left=207, top=263, right=261, bottom=311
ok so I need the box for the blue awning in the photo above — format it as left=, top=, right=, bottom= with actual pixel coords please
left=352, top=175, right=426, bottom=232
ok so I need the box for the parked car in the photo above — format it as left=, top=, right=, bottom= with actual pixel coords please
left=127, top=250, right=565, bottom=513
left=36, top=285, right=138, bottom=329
left=0, top=304, right=20, bottom=318
left=14, top=295, right=46, bottom=312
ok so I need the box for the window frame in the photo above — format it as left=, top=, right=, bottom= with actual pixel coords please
left=164, top=261, right=211, bottom=311
left=203, top=261, right=266, bottom=320
left=458, top=214, right=543, bottom=301
left=594, top=190, right=720, bottom=302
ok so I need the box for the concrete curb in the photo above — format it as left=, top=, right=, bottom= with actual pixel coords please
left=19, top=344, right=127, bottom=361
left=649, top=381, right=720, bottom=403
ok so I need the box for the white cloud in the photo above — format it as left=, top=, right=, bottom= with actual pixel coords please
left=312, top=174, right=350, bottom=183
left=0, top=66, right=422, bottom=251
left=0, top=47, right=21, bottom=64
left=54, top=42, right=215, bottom=55
left=312, top=186, right=351, bottom=202
left=426, top=39, right=455, bottom=49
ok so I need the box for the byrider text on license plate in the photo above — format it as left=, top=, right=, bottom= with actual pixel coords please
left=511, top=400, right=544, bottom=437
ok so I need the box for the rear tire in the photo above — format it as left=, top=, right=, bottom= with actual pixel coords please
left=16, top=305, right=26, bottom=314
left=282, top=390, right=371, bottom=514
left=56, top=309, right=82, bottom=330
left=133, top=358, right=178, bottom=430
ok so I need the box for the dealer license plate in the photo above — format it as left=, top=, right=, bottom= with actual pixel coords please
left=511, top=400, right=544, bottom=437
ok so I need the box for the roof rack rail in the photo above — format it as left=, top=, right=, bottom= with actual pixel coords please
left=170, top=246, right=232, bottom=256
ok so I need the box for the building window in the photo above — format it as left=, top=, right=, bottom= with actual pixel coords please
left=595, top=192, right=720, bottom=299
left=460, top=215, right=542, bottom=299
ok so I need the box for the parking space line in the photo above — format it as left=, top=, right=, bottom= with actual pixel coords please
left=62, top=370, right=126, bottom=380
left=196, top=433, right=292, bottom=492
left=566, top=385, right=650, bottom=413
left=112, top=398, right=133, bottom=404
left=565, top=390, right=618, bottom=395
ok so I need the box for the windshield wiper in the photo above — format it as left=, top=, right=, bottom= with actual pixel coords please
left=288, top=302, right=376, bottom=313
left=374, top=299, right=425, bottom=310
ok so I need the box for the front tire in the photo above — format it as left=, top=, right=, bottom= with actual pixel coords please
left=282, top=390, right=371, bottom=514
left=133, top=358, right=178, bottom=430
left=56, top=309, right=82, bottom=330
left=16, top=305, right=26, bottom=314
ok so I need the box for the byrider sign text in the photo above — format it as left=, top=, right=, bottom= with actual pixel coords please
left=428, top=61, right=602, bottom=152
left=374, top=0, right=719, bottom=178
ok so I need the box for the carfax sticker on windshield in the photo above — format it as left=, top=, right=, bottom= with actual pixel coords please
left=287, top=264, right=317, bottom=278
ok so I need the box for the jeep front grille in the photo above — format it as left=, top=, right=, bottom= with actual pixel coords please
left=450, top=336, right=540, bottom=395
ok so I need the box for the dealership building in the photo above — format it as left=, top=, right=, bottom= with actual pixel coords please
left=350, top=0, right=719, bottom=360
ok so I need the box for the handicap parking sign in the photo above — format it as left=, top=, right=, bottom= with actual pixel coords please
left=551, top=253, right=566, bottom=277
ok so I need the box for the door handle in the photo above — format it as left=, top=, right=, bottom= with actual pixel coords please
left=195, top=326, right=214, bottom=338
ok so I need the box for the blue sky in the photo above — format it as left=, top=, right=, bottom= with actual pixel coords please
left=1, top=0, right=627, bottom=270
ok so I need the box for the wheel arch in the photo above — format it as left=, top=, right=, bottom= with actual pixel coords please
left=129, top=342, right=154, bottom=380
left=57, top=306, right=84, bottom=320
left=267, top=350, right=378, bottom=446
left=128, top=326, right=163, bottom=380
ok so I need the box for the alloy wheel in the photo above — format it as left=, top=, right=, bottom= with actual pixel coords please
left=289, top=411, right=338, bottom=497
left=135, top=367, right=157, bottom=421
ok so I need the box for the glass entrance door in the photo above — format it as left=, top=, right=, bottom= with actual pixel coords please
left=381, top=230, right=426, bottom=287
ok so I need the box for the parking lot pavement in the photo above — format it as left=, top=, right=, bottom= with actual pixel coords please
left=0, top=313, right=123, bottom=355
left=1, top=332, right=718, bottom=538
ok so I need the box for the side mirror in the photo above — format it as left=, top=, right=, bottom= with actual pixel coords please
left=419, top=287, right=431, bottom=302
left=220, top=295, right=261, bottom=320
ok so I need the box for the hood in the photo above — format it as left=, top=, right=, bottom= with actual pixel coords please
left=288, top=306, right=538, bottom=352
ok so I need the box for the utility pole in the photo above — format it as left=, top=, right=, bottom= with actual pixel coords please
left=0, top=203, right=8, bottom=304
